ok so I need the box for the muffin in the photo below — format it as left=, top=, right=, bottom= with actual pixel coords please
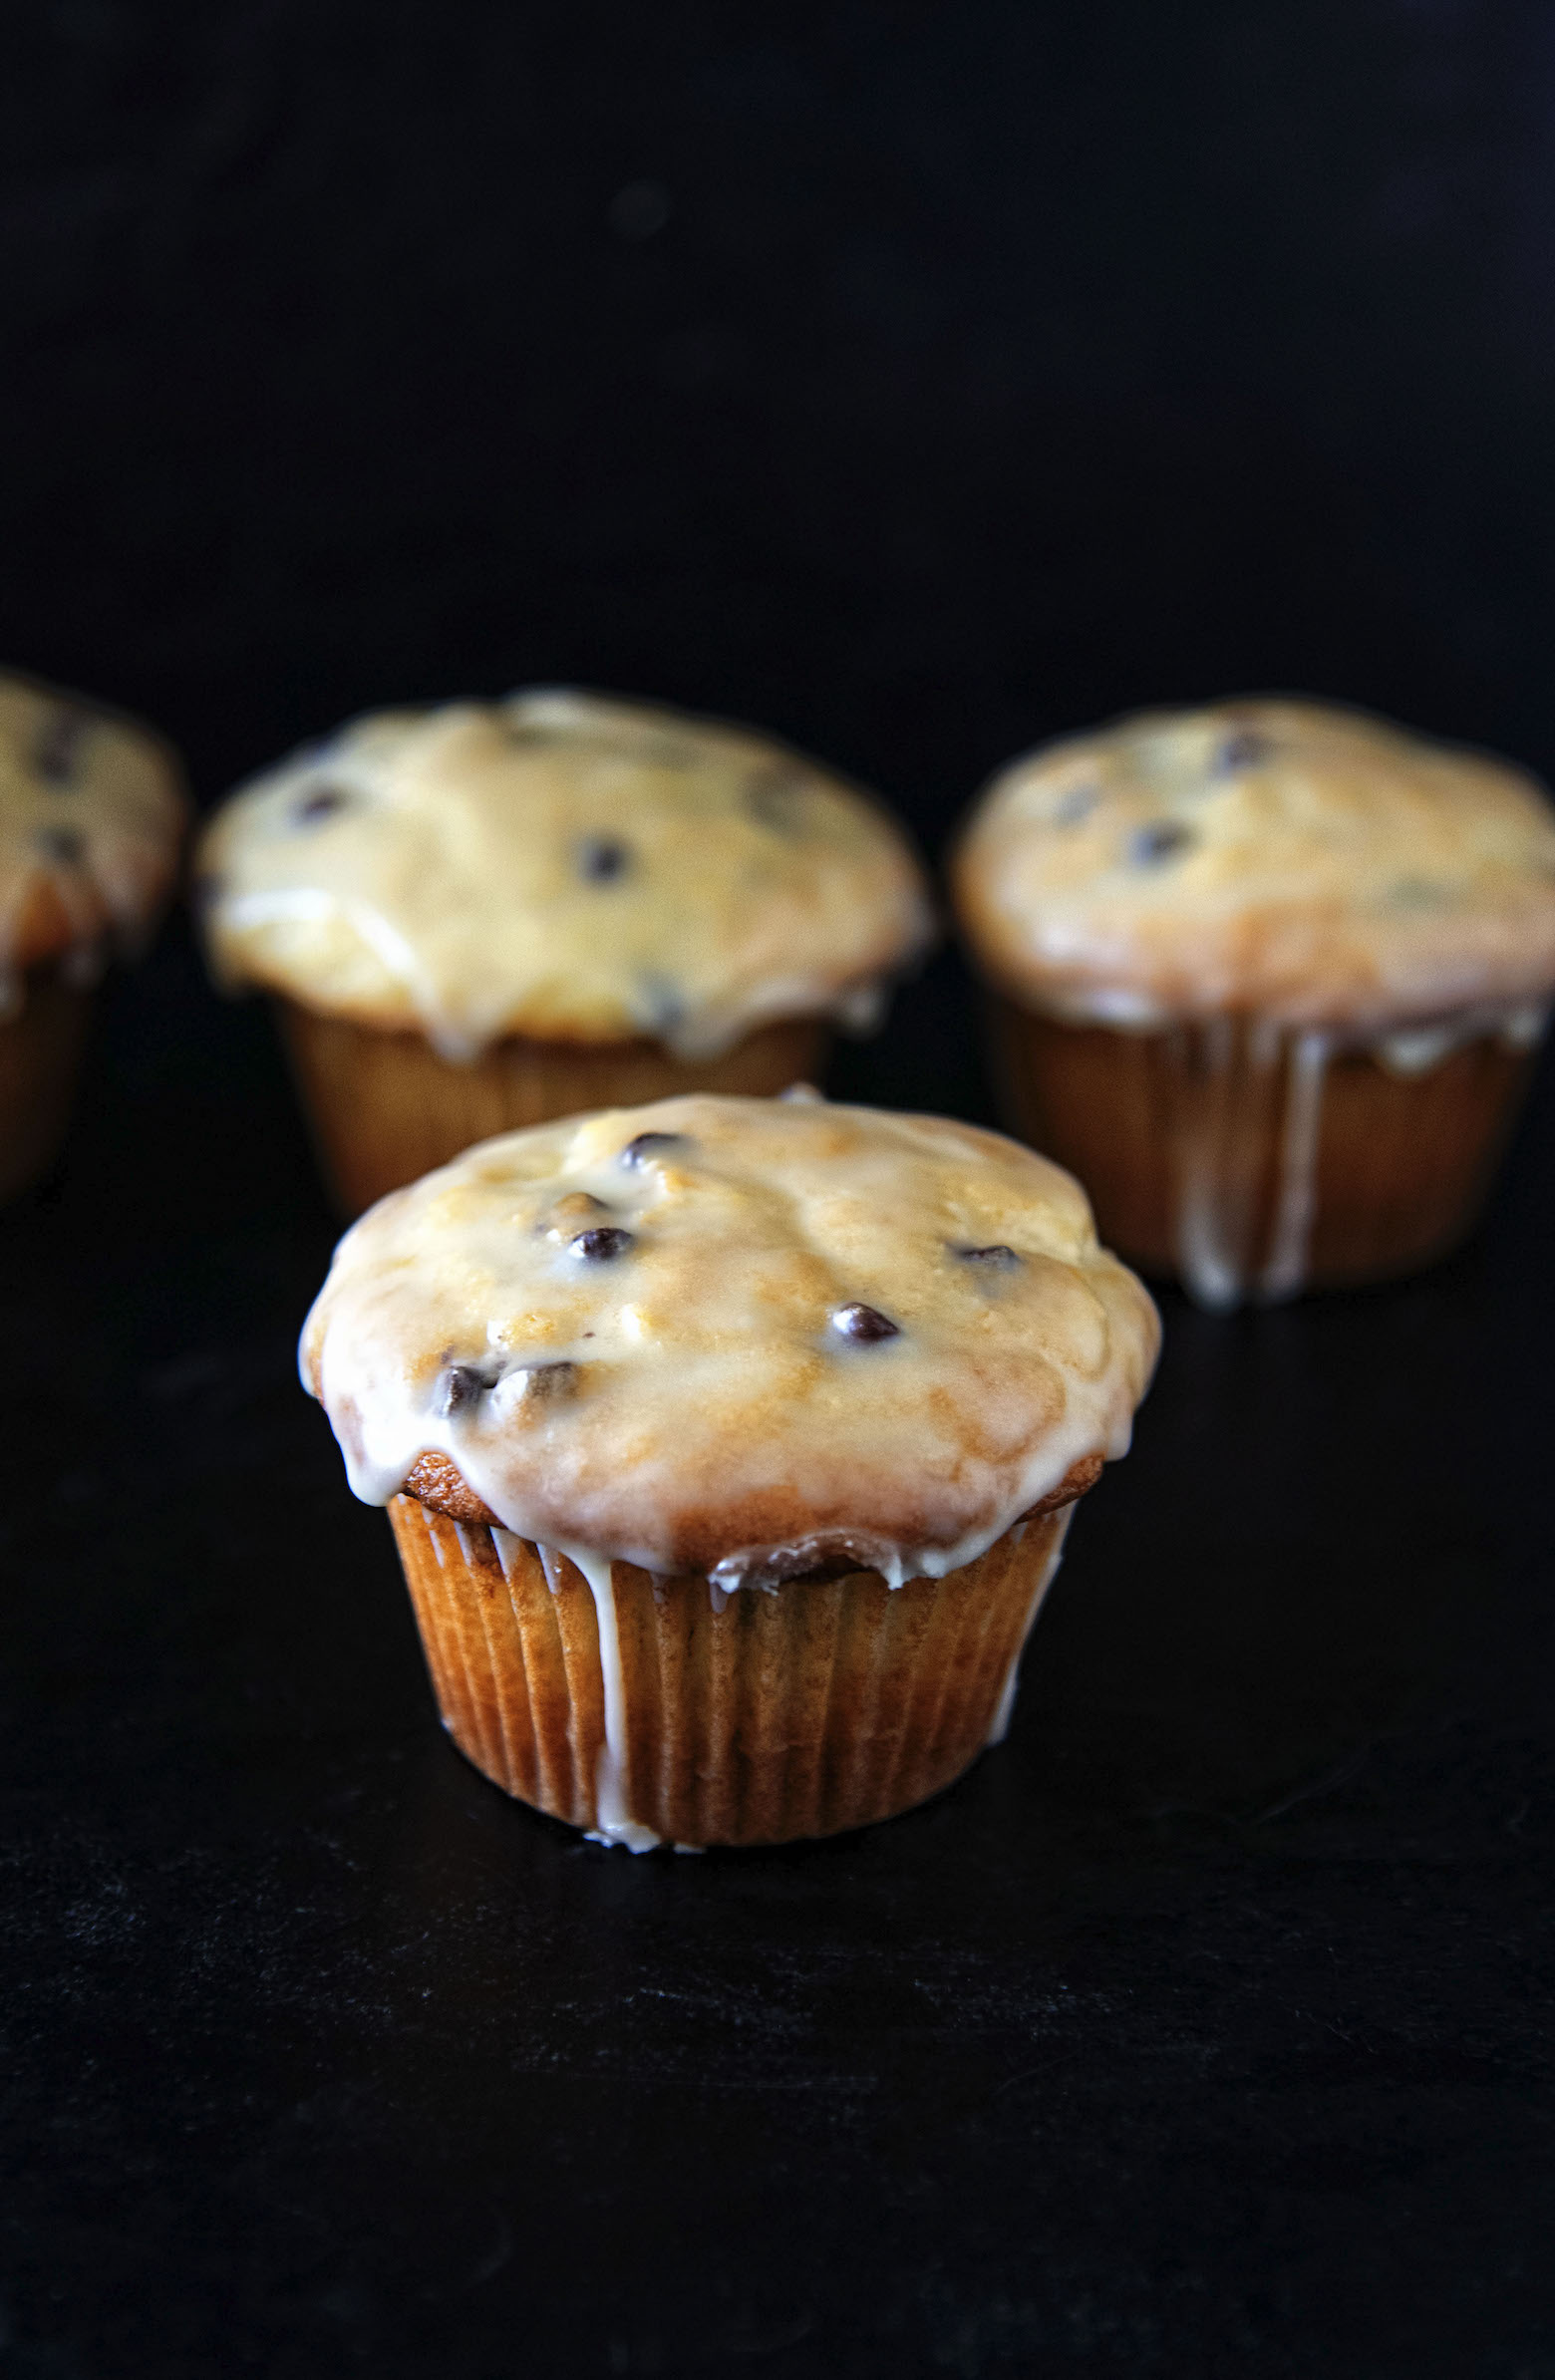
left=0, top=670, right=186, bottom=1199
left=300, top=1090, right=1159, bottom=1849
left=953, top=698, right=1555, bottom=1308
left=197, top=689, right=933, bottom=1213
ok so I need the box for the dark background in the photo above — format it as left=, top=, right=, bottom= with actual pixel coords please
left=3, top=4, right=1555, bottom=2375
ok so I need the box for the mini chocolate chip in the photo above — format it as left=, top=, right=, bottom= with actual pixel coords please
left=1054, top=783, right=1098, bottom=824
left=955, top=1243, right=1021, bottom=1269
left=437, top=1359, right=503, bottom=1415
left=293, top=784, right=351, bottom=824
left=831, top=1303, right=900, bottom=1343
left=1214, top=728, right=1268, bottom=774
left=1127, top=820, right=1194, bottom=866
left=36, top=825, right=84, bottom=865
left=635, top=972, right=685, bottom=1033
left=621, top=1131, right=687, bottom=1167
left=571, top=1226, right=635, bottom=1261
left=35, top=706, right=91, bottom=785
left=746, top=767, right=806, bottom=831
left=578, top=835, right=631, bottom=883
left=519, top=1359, right=579, bottom=1400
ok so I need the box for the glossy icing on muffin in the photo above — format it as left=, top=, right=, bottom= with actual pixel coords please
left=0, top=671, right=186, bottom=1017
left=199, top=689, right=933, bottom=1061
left=301, top=1090, right=1159, bottom=1589
left=954, top=698, right=1555, bottom=1032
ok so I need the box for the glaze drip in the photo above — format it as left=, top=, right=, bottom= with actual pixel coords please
left=1162, top=1004, right=1548, bottom=1310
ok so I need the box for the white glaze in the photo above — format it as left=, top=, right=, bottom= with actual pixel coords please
left=957, top=698, right=1555, bottom=1032
left=302, top=1092, right=1160, bottom=1591
left=559, top=1545, right=663, bottom=1854
left=1257, top=1029, right=1331, bottom=1305
left=199, top=688, right=932, bottom=1061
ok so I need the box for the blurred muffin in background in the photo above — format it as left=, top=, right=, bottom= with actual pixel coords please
left=0, top=671, right=186, bottom=1200
left=197, top=688, right=933, bottom=1213
left=954, top=697, right=1555, bottom=1308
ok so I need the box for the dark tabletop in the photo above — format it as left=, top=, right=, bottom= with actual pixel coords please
left=4, top=4, right=1555, bottom=2373
left=2, top=929, right=1553, bottom=2379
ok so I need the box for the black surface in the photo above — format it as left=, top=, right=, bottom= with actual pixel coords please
left=3, top=935, right=1554, bottom=2379
left=4, top=5, right=1555, bottom=2374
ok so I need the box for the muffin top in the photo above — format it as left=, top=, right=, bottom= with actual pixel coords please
left=954, top=698, right=1555, bottom=1030
left=198, top=689, right=933, bottom=1060
left=301, top=1091, right=1159, bottom=1587
left=0, top=671, right=185, bottom=1011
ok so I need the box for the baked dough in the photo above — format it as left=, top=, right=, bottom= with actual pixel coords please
left=301, top=1090, right=1159, bottom=1585
left=200, top=689, right=933, bottom=1060
left=954, top=698, right=1555, bottom=1030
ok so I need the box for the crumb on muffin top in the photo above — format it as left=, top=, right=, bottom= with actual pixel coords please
left=954, top=698, right=1555, bottom=1030
left=197, top=689, right=934, bottom=1061
left=0, top=671, right=186, bottom=1015
left=301, top=1090, right=1159, bottom=1586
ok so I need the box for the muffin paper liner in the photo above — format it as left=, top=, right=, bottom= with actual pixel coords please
left=993, top=998, right=1534, bottom=1308
left=388, top=1493, right=1075, bottom=1848
left=0, top=972, right=93, bottom=1200
left=278, top=1000, right=827, bottom=1213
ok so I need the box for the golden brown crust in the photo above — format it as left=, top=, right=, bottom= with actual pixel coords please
left=400, top=1445, right=1103, bottom=1537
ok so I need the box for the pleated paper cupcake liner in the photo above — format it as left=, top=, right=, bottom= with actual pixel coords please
left=992, top=997, right=1533, bottom=1306
left=0, top=971, right=93, bottom=1201
left=278, top=999, right=827, bottom=1214
left=388, top=1492, right=1074, bottom=1848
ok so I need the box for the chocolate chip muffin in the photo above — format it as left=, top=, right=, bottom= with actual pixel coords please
left=301, top=1090, right=1159, bottom=1848
left=0, top=670, right=186, bottom=1198
left=954, top=699, right=1555, bottom=1307
left=198, top=689, right=933, bottom=1213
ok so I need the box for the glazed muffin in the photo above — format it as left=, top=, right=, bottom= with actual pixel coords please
left=954, top=698, right=1555, bottom=1308
left=301, top=1090, right=1159, bottom=1849
left=0, top=670, right=186, bottom=1199
left=197, top=689, right=933, bottom=1213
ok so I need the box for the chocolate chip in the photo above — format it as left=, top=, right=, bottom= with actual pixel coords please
left=578, top=835, right=631, bottom=883
left=36, top=825, right=84, bottom=865
left=746, top=767, right=805, bottom=831
left=437, top=1359, right=503, bottom=1415
left=621, top=1131, right=686, bottom=1167
left=571, top=1226, right=635, bottom=1261
left=831, top=1303, right=900, bottom=1343
left=1127, top=820, right=1194, bottom=865
left=955, top=1243, right=1021, bottom=1269
left=1054, top=783, right=1098, bottom=824
left=293, top=784, right=351, bottom=824
left=35, top=706, right=91, bottom=785
left=1214, top=729, right=1268, bottom=774
left=637, top=973, right=685, bottom=1032
left=518, top=1359, right=578, bottom=1400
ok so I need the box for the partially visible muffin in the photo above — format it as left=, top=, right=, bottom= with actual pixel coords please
left=954, top=698, right=1555, bottom=1307
left=0, top=671, right=186, bottom=1198
left=198, top=689, right=933, bottom=1211
left=301, top=1090, right=1159, bottom=1849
